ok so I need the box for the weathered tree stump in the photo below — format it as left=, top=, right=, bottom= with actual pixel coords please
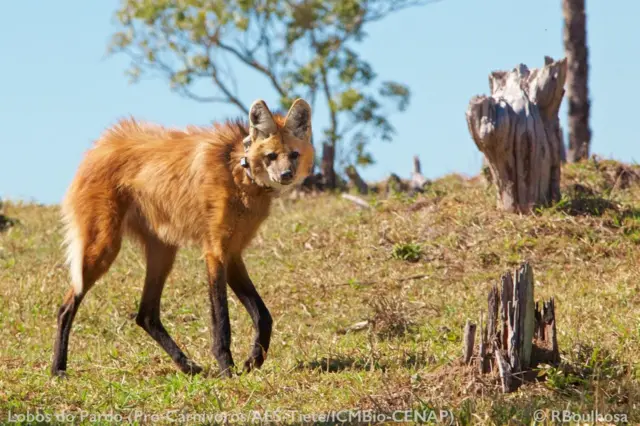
left=377, top=156, right=430, bottom=195
left=385, top=173, right=409, bottom=194
left=321, top=143, right=337, bottom=190
left=462, top=320, right=476, bottom=365
left=410, top=156, right=430, bottom=193
left=345, top=165, right=369, bottom=195
left=462, top=262, right=560, bottom=393
left=466, top=57, right=567, bottom=213
left=288, top=172, right=325, bottom=199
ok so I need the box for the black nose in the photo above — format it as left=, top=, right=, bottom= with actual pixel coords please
left=280, top=170, right=293, bottom=181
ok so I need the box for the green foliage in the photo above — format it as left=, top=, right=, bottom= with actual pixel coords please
left=109, top=0, right=427, bottom=168
left=538, top=364, right=588, bottom=394
left=391, top=242, right=422, bottom=262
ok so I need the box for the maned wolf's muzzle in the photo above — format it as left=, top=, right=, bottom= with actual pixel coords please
left=280, top=170, right=293, bottom=184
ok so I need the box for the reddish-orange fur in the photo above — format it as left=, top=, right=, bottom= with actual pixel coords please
left=52, top=99, right=313, bottom=377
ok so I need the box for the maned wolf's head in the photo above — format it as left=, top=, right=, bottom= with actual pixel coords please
left=244, top=98, right=314, bottom=190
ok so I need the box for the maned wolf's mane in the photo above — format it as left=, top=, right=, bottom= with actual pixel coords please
left=209, top=114, right=289, bottom=137
left=100, top=114, right=288, bottom=150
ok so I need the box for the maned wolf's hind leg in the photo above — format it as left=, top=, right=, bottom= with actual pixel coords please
left=135, top=234, right=203, bottom=375
left=51, top=288, right=85, bottom=377
left=52, top=209, right=124, bottom=377
left=204, top=251, right=235, bottom=378
left=227, top=256, right=273, bottom=373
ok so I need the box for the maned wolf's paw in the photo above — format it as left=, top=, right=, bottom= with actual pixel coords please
left=218, top=366, right=234, bottom=379
left=180, top=360, right=203, bottom=376
left=51, top=369, right=68, bottom=379
left=214, top=352, right=235, bottom=378
left=243, top=352, right=266, bottom=373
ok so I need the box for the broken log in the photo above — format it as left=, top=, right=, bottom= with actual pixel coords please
left=478, top=312, right=489, bottom=373
left=463, top=320, right=476, bottom=365
left=385, top=173, right=409, bottom=194
left=410, top=156, right=429, bottom=193
left=462, top=262, right=560, bottom=393
left=413, top=156, right=422, bottom=175
left=518, top=263, right=535, bottom=369
left=534, top=298, right=560, bottom=364
left=493, top=344, right=513, bottom=393
left=301, top=172, right=325, bottom=192
left=366, top=156, right=430, bottom=196
left=487, top=286, right=499, bottom=344
left=321, top=143, right=337, bottom=190
left=288, top=173, right=325, bottom=199
left=341, top=193, right=371, bottom=209
left=345, top=165, right=369, bottom=195
left=466, top=57, right=567, bottom=213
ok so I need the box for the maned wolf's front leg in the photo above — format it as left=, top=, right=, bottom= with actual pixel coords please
left=204, top=252, right=234, bottom=378
left=228, top=256, right=273, bottom=373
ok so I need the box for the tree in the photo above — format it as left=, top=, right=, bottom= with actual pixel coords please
left=563, top=0, right=590, bottom=162
left=109, top=0, right=431, bottom=188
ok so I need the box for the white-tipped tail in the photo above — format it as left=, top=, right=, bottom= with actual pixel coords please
left=61, top=206, right=84, bottom=295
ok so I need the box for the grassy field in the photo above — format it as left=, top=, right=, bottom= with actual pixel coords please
left=1, top=159, right=639, bottom=425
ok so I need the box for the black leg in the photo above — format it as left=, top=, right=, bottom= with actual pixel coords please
left=228, top=256, right=273, bottom=373
left=136, top=311, right=202, bottom=375
left=136, top=240, right=202, bottom=375
left=52, top=289, right=84, bottom=377
left=205, top=254, right=234, bottom=377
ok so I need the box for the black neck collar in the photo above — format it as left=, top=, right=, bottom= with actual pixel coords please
left=240, top=135, right=274, bottom=193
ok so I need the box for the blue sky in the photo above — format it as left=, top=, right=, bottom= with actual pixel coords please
left=1, top=0, right=637, bottom=205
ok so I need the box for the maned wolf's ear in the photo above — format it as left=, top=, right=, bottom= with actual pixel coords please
left=249, top=99, right=277, bottom=141
left=284, top=99, right=312, bottom=140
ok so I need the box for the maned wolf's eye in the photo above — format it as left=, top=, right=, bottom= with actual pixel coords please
left=265, top=152, right=278, bottom=161
left=289, top=151, right=300, bottom=160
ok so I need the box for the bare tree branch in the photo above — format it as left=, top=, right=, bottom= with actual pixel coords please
left=215, top=40, right=287, bottom=98
left=210, top=63, right=249, bottom=114
left=178, top=89, right=230, bottom=104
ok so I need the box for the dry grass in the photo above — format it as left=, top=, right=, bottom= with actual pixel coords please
left=1, top=158, right=639, bottom=425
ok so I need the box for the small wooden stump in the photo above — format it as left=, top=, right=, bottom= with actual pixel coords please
left=345, top=165, right=369, bottom=195
left=462, top=262, right=560, bottom=393
left=462, top=320, right=476, bottom=364
left=385, top=173, right=409, bottom=194
left=410, top=156, right=430, bottom=193
left=375, top=156, right=430, bottom=195
left=321, top=143, right=336, bottom=190
left=466, top=57, right=567, bottom=213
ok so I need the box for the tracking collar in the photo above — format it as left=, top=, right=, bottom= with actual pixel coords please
left=240, top=135, right=254, bottom=181
left=240, top=134, right=275, bottom=193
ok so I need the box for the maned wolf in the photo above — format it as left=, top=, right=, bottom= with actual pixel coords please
left=52, top=99, right=314, bottom=378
